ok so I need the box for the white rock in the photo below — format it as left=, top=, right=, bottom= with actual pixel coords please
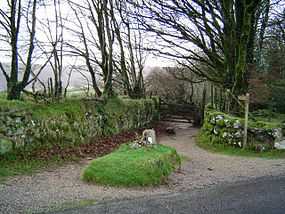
left=130, top=142, right=140, bottom=149
left=140, top=129, right=157, bottom=146
left=272, top=128, right=283, bottom=141
left=213, top=127, right=219, bottom=135
left=216, top=115, right=224, bottom=121
left=274, top=140, right=285, bottom=150
left=233, top=120, right=242, bottom=129
left=147, top=136, right=153, bottom=144
left=222, top=132, right=228, bottom=138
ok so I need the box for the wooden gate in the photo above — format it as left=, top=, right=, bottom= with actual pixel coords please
left=159, top=101, right=202, bottom=126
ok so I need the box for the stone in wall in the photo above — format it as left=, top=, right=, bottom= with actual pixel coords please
left=203, top=108, right=285, bottom=151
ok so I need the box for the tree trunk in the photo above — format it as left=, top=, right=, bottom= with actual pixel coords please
left=7, top=83, right=22, bottom=100
left=4, top=0, right=38, bottom=100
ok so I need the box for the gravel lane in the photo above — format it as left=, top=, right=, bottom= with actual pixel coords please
left=1, top=122, right=285, bottom=213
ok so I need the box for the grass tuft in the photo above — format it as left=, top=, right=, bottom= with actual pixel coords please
left=82, top=144, right=181, bottom=187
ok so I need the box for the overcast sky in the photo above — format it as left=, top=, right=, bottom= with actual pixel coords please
left=0, top=0, right=174, bottom=68
left=0, top=0, right=177, bottom=91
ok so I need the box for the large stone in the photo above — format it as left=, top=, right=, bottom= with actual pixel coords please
left=130, top=129, right=157, bottom=149
left=140, top=129, right=157, bottom=145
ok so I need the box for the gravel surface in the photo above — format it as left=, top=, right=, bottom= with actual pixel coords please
left=55, top=175, right=285, bottom=214
left=1, top=122, right=285, bottom=213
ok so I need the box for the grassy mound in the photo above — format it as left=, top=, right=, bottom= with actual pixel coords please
left=82, top=144, right=181, bottom=187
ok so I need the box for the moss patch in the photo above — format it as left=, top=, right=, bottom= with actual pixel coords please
left=82, top=144, right=181, bottom=187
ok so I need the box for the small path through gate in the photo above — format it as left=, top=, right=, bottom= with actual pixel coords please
left=159, top=102, right=200, bottom=125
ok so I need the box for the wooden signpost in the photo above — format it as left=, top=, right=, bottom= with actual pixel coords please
left=238, top=93, right=250, bottom=148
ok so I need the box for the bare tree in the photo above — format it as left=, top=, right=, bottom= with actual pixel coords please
left=111, top=0, right=146, bottom=98
left=269, top=8, right=285, bottom=44
left=66, top=0, right=115, bottom=97
left=146, top=66, right=205, bottom=105
left=263, top=7, right=285, bottom=77
left=129, top=0, right=261, bottom=96
left=0, top=0, right=39, bottom=100
left=253, top=0, right=284, bottom=70
left=35, top=0, right=68, bottom=99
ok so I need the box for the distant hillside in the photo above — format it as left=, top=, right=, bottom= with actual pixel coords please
left=0, top=64, right=158, bottom=92
left=0, top=64, right=89, bottom=92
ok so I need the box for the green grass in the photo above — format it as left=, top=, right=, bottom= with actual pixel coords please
left=249, top=112, right=285, bottom=129
left=0, top=95, right=155, bottom=120
left=30, top=99, right=83, bottom=119
left=197, top=131, right=285, bottom=159
left=0, top=91, right=7, bottom=99
left=0, top=96, right=84, bottom=119
left=0, top=98, right=35, bottom=111
left=0, top=156, right=78, bottom=183
left=251, top=109, right=285, bottom=127
left=82, top=144, right=181, bottom=187
left=0, top=160, right=45, bottom=182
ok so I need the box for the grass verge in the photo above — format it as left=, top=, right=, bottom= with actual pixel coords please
left=82, top=144, right=181, bottom=187
left=0, top=157, right=78, bottom=183
left=196, top=131, right=285, bottom=159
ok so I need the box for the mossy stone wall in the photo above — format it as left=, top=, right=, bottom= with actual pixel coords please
left=0, top=97, right=159, bottom=156
left=201, top=106, right=284, bottom=151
